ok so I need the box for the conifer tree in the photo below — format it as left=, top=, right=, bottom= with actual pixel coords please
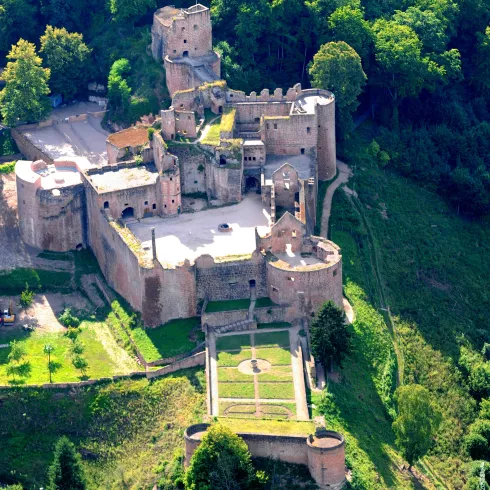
left=47, top=436, right=87, bottom=490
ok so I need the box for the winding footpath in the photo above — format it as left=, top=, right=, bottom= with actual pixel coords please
left=320, top=160, right=353, bottom=238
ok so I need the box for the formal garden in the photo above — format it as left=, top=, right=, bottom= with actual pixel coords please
left=215, top=329, right=301, bottom=420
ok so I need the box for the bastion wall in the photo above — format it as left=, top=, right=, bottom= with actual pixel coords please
left=184, top=424, right=346, bottom=490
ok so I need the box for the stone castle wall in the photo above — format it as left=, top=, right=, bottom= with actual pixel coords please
left=168, top=145, right=207, bottom=196
left=205, top=159, right=242, bottom=203
left=195, top=252, right=267, bottom=302
left=316, top=96, right=336, bottom=180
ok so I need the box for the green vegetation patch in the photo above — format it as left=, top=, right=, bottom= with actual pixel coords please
left=257, top=322, right=291, bottom=329
left=131, top=317, right=202, bottom=363
left=216, top=334, right=251, bottom=351
left=206, top=298, right=250, bottom=312
left=218, top=418, right=315, bottom=436
left=220, top=106, right=236, bottom=133
left=219, top=382, right=255, bottom=398
left=254, top=331, right=290, bottom=348
left=258, top=366, right=293, bottom=382
left=258, top=382, right=295, bottom=400
left=0, top=161, right=16, bottom=174
left=255, top=297, right=276, bottom=308
left=218, top=367, right=253, bottom=382
left=217, top=349, right=253, bottom=367
left=200, top=116, right=221, bottom=146
left=0, top=372, right=206, bottom=488
left=219, top=401, right=256, bottom=416
left=0, top=268, right=72, bottom=294
left=0, top=317, right=139, bottom=385
left=254, top=347, right=291, bottom=366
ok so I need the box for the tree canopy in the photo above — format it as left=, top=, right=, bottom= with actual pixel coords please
left=47, top=436, right=87, bottom=490
left=310, top=300, right=350, bottom=369
left=0, top=40, right=51, bottom=126
left=185, top=425, right=259, bottom=490
left=309, top=41, right=366, bottom=135
left=40, top=26, right=92, bottom=102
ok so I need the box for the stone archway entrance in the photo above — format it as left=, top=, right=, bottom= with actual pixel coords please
left=245, top=176, right=260, bottom=193
left=121, top=207, right=134, bottom=219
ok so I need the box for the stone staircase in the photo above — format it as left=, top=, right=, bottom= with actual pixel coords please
left=212, top=319, right=256, bottom=334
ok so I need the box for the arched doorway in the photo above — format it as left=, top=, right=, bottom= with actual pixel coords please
left=183, top=50, right=189, bottom=57
left=121, top=207, right=134, bottom=219
left=245, top=176, right=260, bottom=192
left=219, top=155, right=227, bottom=167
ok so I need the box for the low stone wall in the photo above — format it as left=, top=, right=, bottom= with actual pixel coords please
left=11, top=129, right=52, bottom=163
left=146, top=351, right=205, bottom=379
left=254, top=305, right=291, bottom=324
left=202, top=308, right=249, bottom=328
left=146, top=341, right=205, bottom=367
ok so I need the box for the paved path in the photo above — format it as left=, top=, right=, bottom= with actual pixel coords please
left=207, top=329, right=220, bottom=416
left=320, top=160, right=353, bottom=238
left=289, top=325, right=310, bottom=421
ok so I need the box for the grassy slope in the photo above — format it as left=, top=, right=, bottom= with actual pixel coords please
left=0, top=369, right=206, bottom=489
left=325, top=143, right=489, bottom=487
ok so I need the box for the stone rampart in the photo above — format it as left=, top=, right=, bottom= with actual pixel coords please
left=11, top=129, right=53, bottom=163
left=169, top=144, right=207, bottom=195
left=146, top=351, right=205, bottom=378
left=202, top=308, right=249, bottom=328
left=184, top=424, right=346, bottom=489
left=195, top=252, right=267, bottom=302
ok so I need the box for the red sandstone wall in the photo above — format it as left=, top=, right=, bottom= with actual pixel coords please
left=264, top=113, right=317, bottom=155
left=272, top=164, right=299, bottom=209
left=164, top=9, right=212, bottom=58
left=317, top=100, right=336, bottom=181
left=267, top=260, right=343, bottom=312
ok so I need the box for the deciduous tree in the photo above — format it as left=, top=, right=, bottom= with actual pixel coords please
left=0, top=40, right=51, bottom=126
left=109, top=0, right=155, bottom=23
left=309, top=41, right=366, bottom=136
left=40, top=26, right=92, bottom=102
left=185, top=425, right=259, bottom=490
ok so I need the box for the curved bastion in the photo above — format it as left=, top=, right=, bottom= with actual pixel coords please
left=184, top=424, right=346, bottom=489
left=16, top=158, right=91, bottom=252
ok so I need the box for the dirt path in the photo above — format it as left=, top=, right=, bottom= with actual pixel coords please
left=320, top=160, right=353, bottom=238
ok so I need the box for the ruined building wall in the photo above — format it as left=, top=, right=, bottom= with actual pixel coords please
left=263, top=114, right=317, bottom=155
left=195, top=252, right=267, bottom=302
left=169, top=145, right=207, bottom=196
left=205, top=160, right=242, bottom=204
left=17, top=182, right=87, bottom=252
left=267, top=260, right=343, bottom=313
left=316, top=97, right=336, bottom=181
left=158, top=170, right=182, bottom=215
left=94, top=184, right=159, bottom=220
left=164, top=60, right=202, bottom=98
left=272, top=164, right=299, bottom=209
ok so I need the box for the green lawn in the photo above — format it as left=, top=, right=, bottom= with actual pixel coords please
left=206, top=298, right=250, bottom=312
left=200, top=116, right=221, bottom=146
left=219, top=401, right=256, bottom=416
left=131, top=317, right=203, bottom=362
left=0, top=268, right=72, bottom=294
left=216, top=333, right=251, bottom=351
left=254, top=331, right=290, bottom=348
left=257, top=322, right=291, bottom=329
left=0, top=319, right=138, bottom=385
left=259, top=382, right=295, bottom=400
left=259, top=365, right=293, bottom=382
left=218, top=367, right=254, bottom=382
left=254, top=347, right=291, bottom=365
left=217, top=349, right=253, bottom=367
left=219, top=382, right=255, bottom=398
left=218, top=418, right=315, bottom=436
left=255, top=297, right=276, bottom=308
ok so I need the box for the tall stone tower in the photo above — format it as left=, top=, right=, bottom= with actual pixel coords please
left=151, top=4, right=221, bottom=96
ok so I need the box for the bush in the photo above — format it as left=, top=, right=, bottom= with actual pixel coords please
left=464, top=432, right=489, bottom=460
left=59, top=308, right=81, bottom=328
left=147, top=127, right=155, bottom=140
left=20, top=283, right=34, bottom=308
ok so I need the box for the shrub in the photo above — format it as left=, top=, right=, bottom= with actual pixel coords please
left=59, top=308, right=81, bottom=328
left=464, top=433, right=489, bottom=460
left=65, top=327, right=80, bottom=341
left=20, top=283, right=34, bottom=308
left=147, top=127, right=155, bottom=140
